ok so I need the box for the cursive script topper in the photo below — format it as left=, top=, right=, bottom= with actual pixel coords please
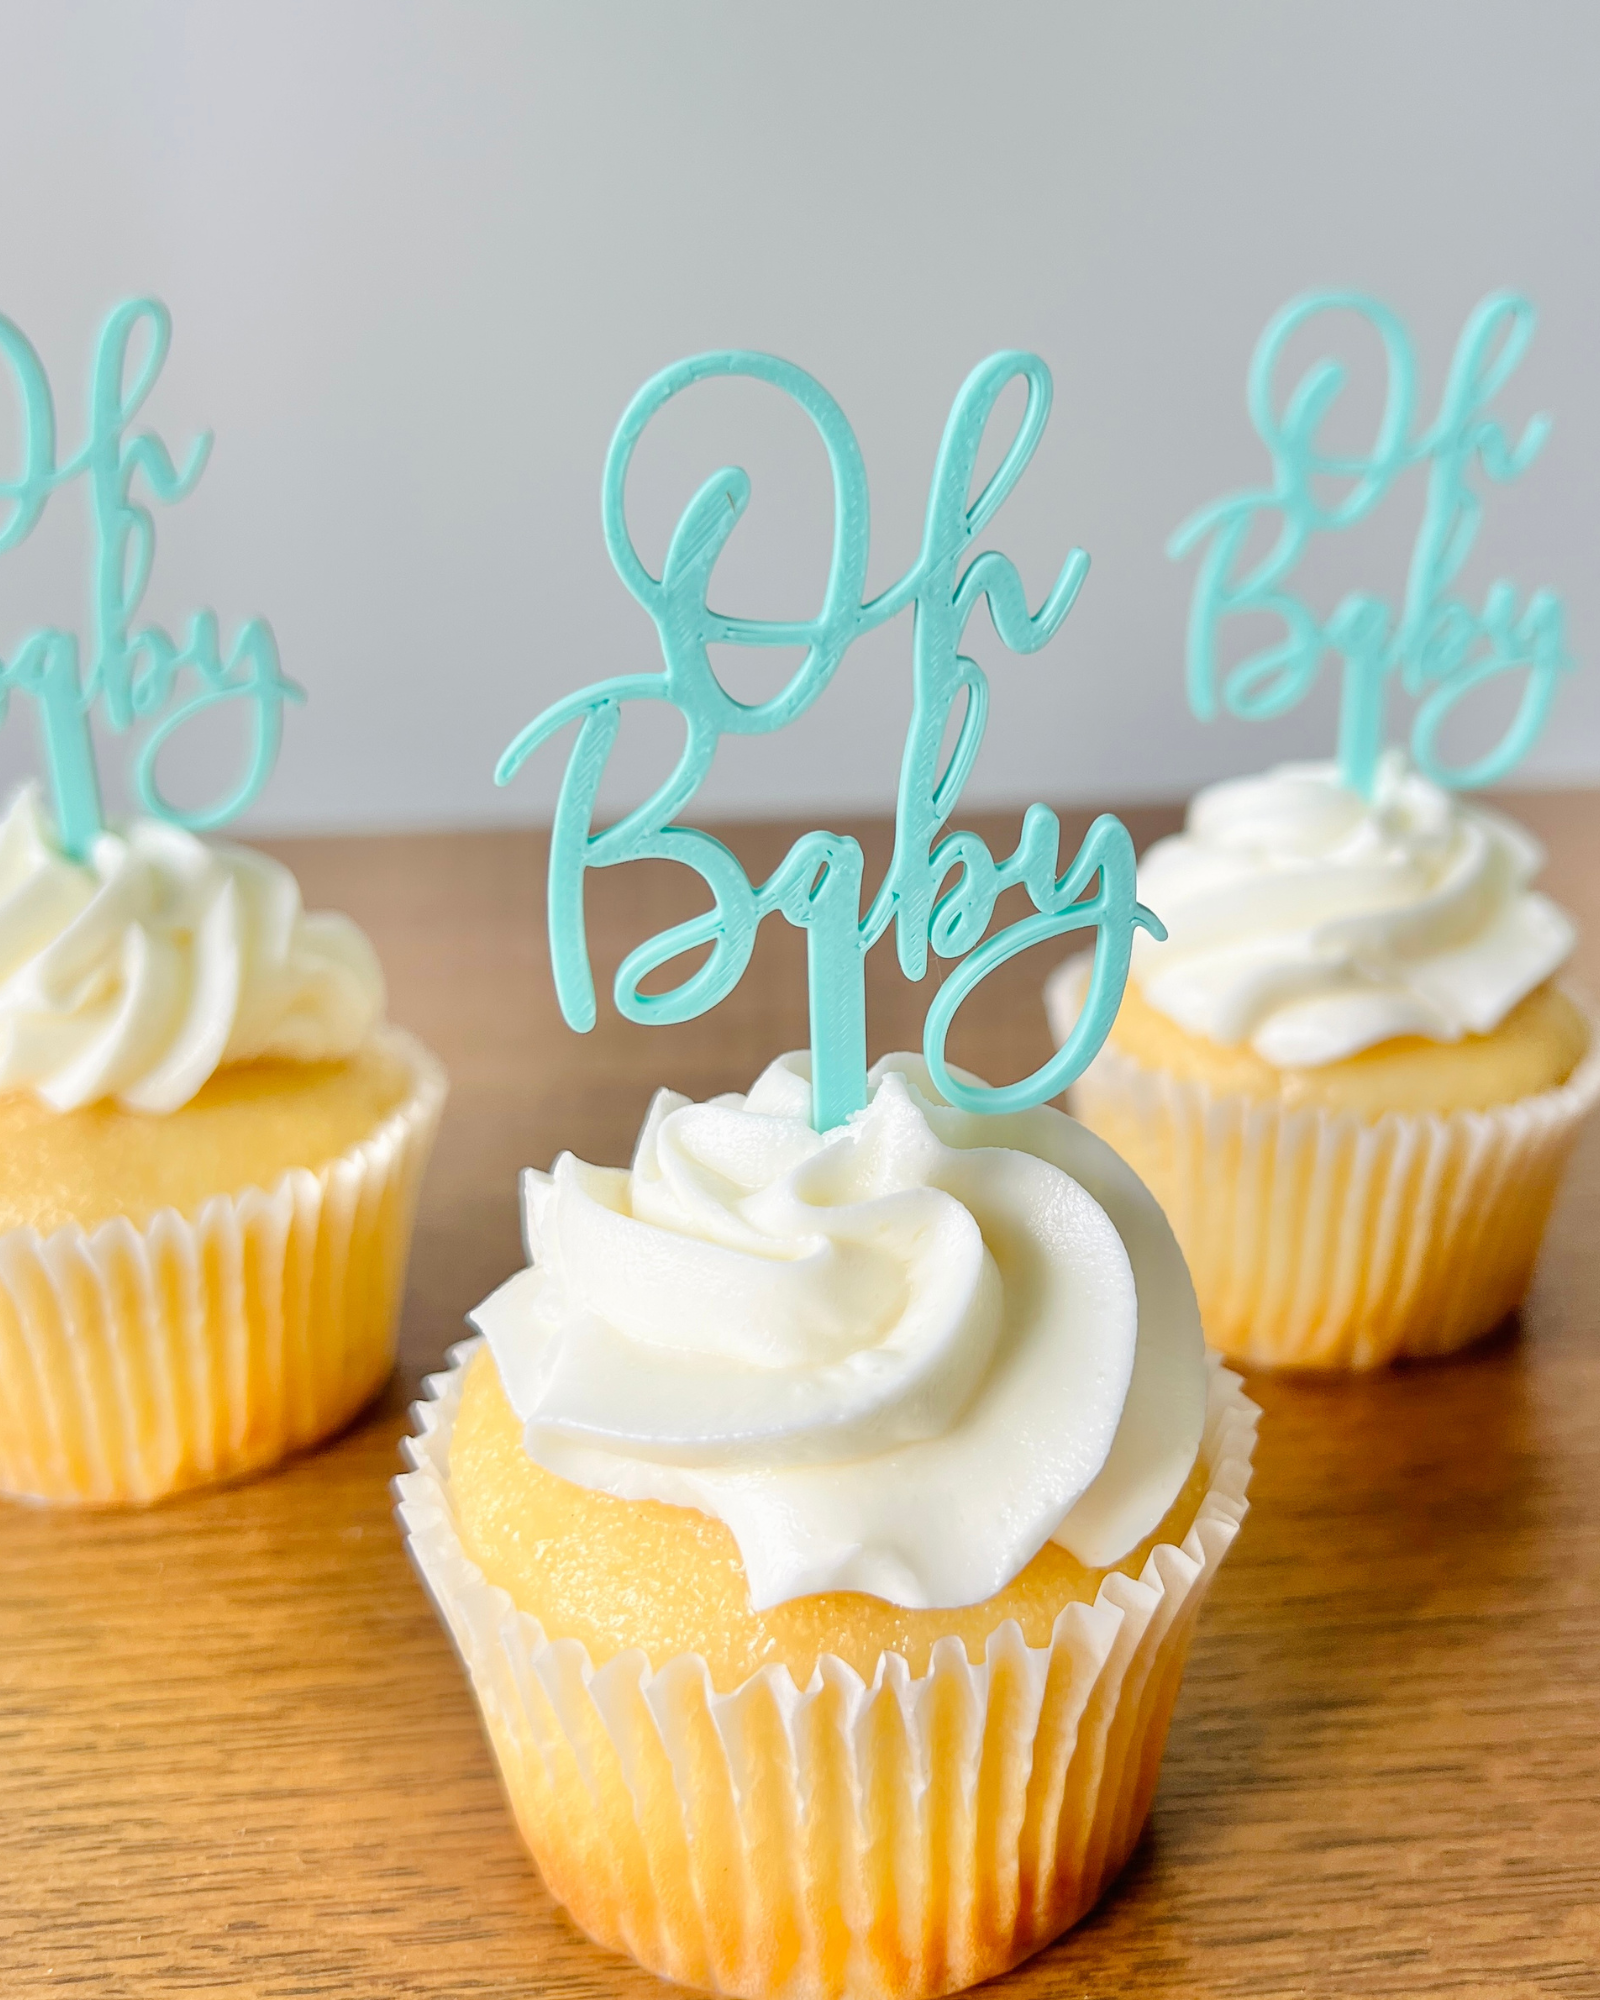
left=0, top=296, right=301, bottom=859
left=1168, top=291, right=1574, bottom=798
left=498, top=349, right=1164, bottom=1134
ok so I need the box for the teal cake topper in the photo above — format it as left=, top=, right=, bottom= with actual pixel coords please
left=499, top=349, right=1164, bottom=1134
left=0, top=297, right=301, bottom=859
left=1169, top=291, right=1573, bottom=797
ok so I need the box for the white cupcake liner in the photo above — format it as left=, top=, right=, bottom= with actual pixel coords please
left=0, top=1026, right=446, bottom=1504
left=396, top=1340, right=1256, bottom=2000
left=1048, top=960, right=1600, bottom=1369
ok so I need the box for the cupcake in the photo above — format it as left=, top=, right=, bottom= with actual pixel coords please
left=0, top=783, right=445, bottom=1504
left=1048, top=755, right=1599, bottom=1370
left=399, top=1051, right=1256, bottom=1999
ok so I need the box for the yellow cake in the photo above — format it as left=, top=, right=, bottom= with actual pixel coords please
left=1103, top=971, right=1588, bottom=1119
left=451, top=1343, right=1215, bottom=1688
left=0, top=1042, right=414, bottom=1235
left=400, top=1053, right=1258, bottom=2000
left=0, top=785, right=445, bottom=1504
left=1049, top=759, right=1600, bottom=1370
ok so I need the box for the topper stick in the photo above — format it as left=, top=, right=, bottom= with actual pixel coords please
left=1169, top=290, right=1573, bottom=798
left=0, top=298, right=300, bottom=857
left=499, top=350, right=1163, bottom=1133
left=28, top=634, right=104, bottom=859
left=781, top=832, right=869, bottom=1130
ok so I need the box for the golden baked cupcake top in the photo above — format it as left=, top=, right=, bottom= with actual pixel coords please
left=0, top=782, right=406, bottom=1235
left=468, top=1049, right=1207, bottom=1615
left=0, top=781, right=384, bottom=1114
left=1062, top=750, right=1590, bottom=1122
left=1129, top=753, right=1574, bottom=1069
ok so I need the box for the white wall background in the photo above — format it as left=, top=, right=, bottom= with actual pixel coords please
left=1, top=0, right=1597, bottom=833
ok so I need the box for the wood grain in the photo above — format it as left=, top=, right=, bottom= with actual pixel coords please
left=3, top=794, right=1598, bottom=1999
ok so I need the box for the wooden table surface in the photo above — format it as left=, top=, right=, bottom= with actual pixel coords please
left=3, top=795, right=1598, bottom=2000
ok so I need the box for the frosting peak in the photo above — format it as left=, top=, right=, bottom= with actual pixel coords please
left=0, top=784, right=385, bottom=1112
left=1134, top=757, right=1574, bottom=1068
left=472, top=1053, right=1206, bottom=1612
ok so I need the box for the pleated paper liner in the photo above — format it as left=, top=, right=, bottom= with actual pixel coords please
left=0, top=1026, right=446, bottom=1505
left=1048, top=960, right=1600, bottom=1370
left=397, top=1339, right=1257, bottom=2000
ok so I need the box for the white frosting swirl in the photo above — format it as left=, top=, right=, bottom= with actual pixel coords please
left=0, top=784, right=385, bottom=1112
left=1133, top=756, right=1574, bottom=1068
left=471, top=1052, right=1205, bottom=1612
